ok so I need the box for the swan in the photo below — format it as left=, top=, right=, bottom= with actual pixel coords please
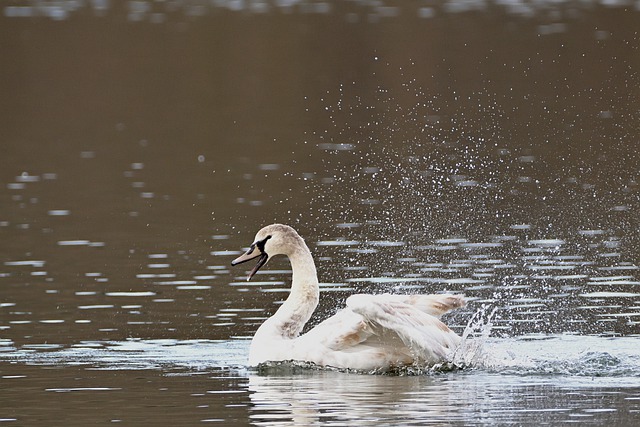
left=231, top=224, right=466, bottom=370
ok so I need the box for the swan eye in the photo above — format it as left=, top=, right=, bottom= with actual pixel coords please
left=255, top=235, right=272, bottom=253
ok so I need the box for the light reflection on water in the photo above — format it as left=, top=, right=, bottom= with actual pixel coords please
left=1, top=229, right=638, bottom=338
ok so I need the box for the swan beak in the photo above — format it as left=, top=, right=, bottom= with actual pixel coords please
left=231, top=247, right=269, bottom=281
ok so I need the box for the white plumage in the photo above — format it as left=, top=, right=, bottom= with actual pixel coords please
left=232, top=224, right=466, bottom=370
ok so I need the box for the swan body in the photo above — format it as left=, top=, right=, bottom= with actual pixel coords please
left=231, top=224, right=466, bottom=370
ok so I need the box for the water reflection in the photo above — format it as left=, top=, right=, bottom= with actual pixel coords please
left=248, top=372, right=448, bottom=426
left=248, top=370, right=640, bottom=426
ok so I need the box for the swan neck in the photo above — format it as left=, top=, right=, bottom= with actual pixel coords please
left=271, top=243, right=319, bottom=338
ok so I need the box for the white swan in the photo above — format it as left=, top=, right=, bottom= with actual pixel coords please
left=232, top=224, right=466, bottom=370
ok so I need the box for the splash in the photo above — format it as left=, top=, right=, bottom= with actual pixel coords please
left=446, top=303, right=640, bottom=378
left=450, top=304, right=499, bottom=368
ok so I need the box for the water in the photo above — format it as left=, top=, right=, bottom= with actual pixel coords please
left=2, top=336, right=640, bottom=424
left=1, top=1, right=639, bottom=425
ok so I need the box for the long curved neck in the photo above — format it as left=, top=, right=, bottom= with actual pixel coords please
left=265, top=243, right=319, bottom=339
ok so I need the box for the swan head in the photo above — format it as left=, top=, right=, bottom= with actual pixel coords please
left=231, top=224, right=304, bottom=281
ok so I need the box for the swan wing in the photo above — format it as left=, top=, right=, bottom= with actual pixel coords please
left=346, top=294, right=461, bottom=362
left=291, top=294, right=464, bottom=370
left=302, top=308, right=374, bottom=351
left=294, top=308, right=413, bottom=369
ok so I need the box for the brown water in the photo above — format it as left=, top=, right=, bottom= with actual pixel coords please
left=1, top=1, right=640, bottom=425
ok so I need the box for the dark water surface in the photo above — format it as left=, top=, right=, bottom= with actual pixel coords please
left=1, top=1, right=639, bottom=425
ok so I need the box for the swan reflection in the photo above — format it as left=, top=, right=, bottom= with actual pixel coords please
left=248, top=370, right=465, bottom=426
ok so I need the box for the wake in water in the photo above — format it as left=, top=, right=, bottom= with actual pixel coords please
left=445, top=303, right=640, bottom=380
left=477, top=335, right=640, bottom=378
left=441, top=304, right=640, bottom=380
